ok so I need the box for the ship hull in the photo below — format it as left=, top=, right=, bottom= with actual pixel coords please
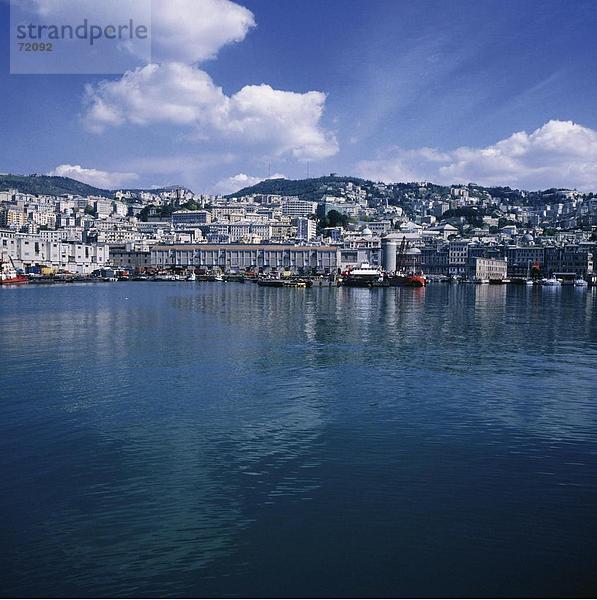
left=343, top=280, right=387, bottom=287
left=0, top=276, right=28, bottom=285
left=387, top=274, right=426, bottom=287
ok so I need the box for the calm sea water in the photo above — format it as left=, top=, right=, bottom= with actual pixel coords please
left=1, top=282, right=596, bottom=598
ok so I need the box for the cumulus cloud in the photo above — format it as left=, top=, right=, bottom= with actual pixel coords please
left=24, top=0, right=337, bottom=164
left=151, top=0, right=255, bottom=63
left=213, top=172, right=286, bottom=194
left=18, top=0, right=255, bottom=64
left=357, top=121, right=597, bottom=191
left=83, top=63, right=227, bottom=131
left=48, top=164, right=139, bottom=189
left=83, top=63, right=338, bottom=160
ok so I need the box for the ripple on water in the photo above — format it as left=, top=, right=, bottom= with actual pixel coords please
left=1, top=283, right=596, bottom=597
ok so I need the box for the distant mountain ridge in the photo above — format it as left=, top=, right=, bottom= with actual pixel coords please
left=226, top=175, right=582, bottom=205
left=0, top=174, right=190, bottom=199
left=1, top=172, right=584, bottom=205
left=0, top=174, right=112, bottom=198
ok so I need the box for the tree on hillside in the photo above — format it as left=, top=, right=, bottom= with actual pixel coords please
left=315, top=209, right=350, bottom=234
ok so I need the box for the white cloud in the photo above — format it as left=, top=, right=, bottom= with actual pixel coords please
left=213, top=172, right=286, bottom=194
left=24, top=0, right=338, bottom=164
left=18, top=0, right=255, bottom=64
left=83, top=63, right=227, bottom=131
left=83, top=63, right=338, bottom=160
left=151, top=0, right=255, bottom=64
left=48, top=164, right=139, bottom=189
left=357, top=121, right=597, bottom=191
left=226, top=85, right=337, bottom=159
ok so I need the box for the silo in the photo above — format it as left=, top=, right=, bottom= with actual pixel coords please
left=381, top=237, right=397, bottom=273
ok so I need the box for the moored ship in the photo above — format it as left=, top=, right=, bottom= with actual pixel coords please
left=386, top=272, right=427, bottom=287
left=342, top=262, right=385, bottom=287
left=0, top=255, right=28, bottom=285
left=385, top=235, right=427, bottom=286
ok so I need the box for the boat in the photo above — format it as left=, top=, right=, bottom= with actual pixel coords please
left=257, top=277, right=285, bottom=287
left=387, top=272, right=427, bottom=287
left=186, top=271, right=197, bottom=281
left=257, top=277, right=313, bottom=288
left=202, top=269, right=225, bottom=282
left=223, top=274, right=246, bottom=283
left=285, top=278, right=313, bottom=288
left=0, top=255, right=28, bottom=285
left=390, top=236, right=427, bottom=286
left=574, top=278, right=588, bottom=287
left=540, top=277, right=562, bottom=287
left=342, top=262, right=385, bottom=287
left=153, top=272, right=177, bottom=281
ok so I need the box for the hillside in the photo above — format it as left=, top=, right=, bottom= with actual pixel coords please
left=228, top=175, right=457, bottom=204
left=0, top=174, right=112, bottom=198
left=0, top=174, right=192, bottom=199
left=118, top=185, right=193, bottom=195
left=226, top=175, right=583, bottom=208
left=228, top=175, right=374, bottom=201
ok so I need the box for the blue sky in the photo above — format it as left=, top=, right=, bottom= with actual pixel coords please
left=1, top=0, right=597, bottom=192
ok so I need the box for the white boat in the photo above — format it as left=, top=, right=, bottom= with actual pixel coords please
left=540, top=278, right=561, bottom=287
left=186, top=272, right=196, bottom=281
left=574, top=278, right=588, bottom=287
left=153, top=273, right=177, bottom=281
left=213, top=273, right=224, bottom=282
left=342, top=262, right=384, bottom=287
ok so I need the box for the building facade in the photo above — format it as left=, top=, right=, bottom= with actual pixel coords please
left=0, top=228, right=109, bottom=273
left=150, top=243, right=340, bottom=274
left=466, top=257, right=508, bottom=281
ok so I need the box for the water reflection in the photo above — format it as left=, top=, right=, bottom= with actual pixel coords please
left=1, top=282, right=596, bottom=597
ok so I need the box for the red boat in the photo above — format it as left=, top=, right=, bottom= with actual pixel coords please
left=389, top=236, right=427, bottom=286
left=0, top=255, right=28, bottom=285
left=387, top=273, right=427, bottom=287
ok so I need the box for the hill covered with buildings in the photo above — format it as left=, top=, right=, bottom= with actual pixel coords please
left=1, top=170, right=595, bottom=282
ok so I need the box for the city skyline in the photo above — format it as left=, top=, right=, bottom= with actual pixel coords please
left=1, top=0, right=597, bottom=193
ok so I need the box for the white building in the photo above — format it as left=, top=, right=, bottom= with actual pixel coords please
left=294, top=217, right=317, bottom=241
left=0, top=228, right=109, bottom=273
left=281, top=199, right=318, bottom=217
left=466, top=257, right=508, bottom=281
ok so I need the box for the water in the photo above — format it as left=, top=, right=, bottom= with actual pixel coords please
left=1, top=282, right=596, bottom=597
